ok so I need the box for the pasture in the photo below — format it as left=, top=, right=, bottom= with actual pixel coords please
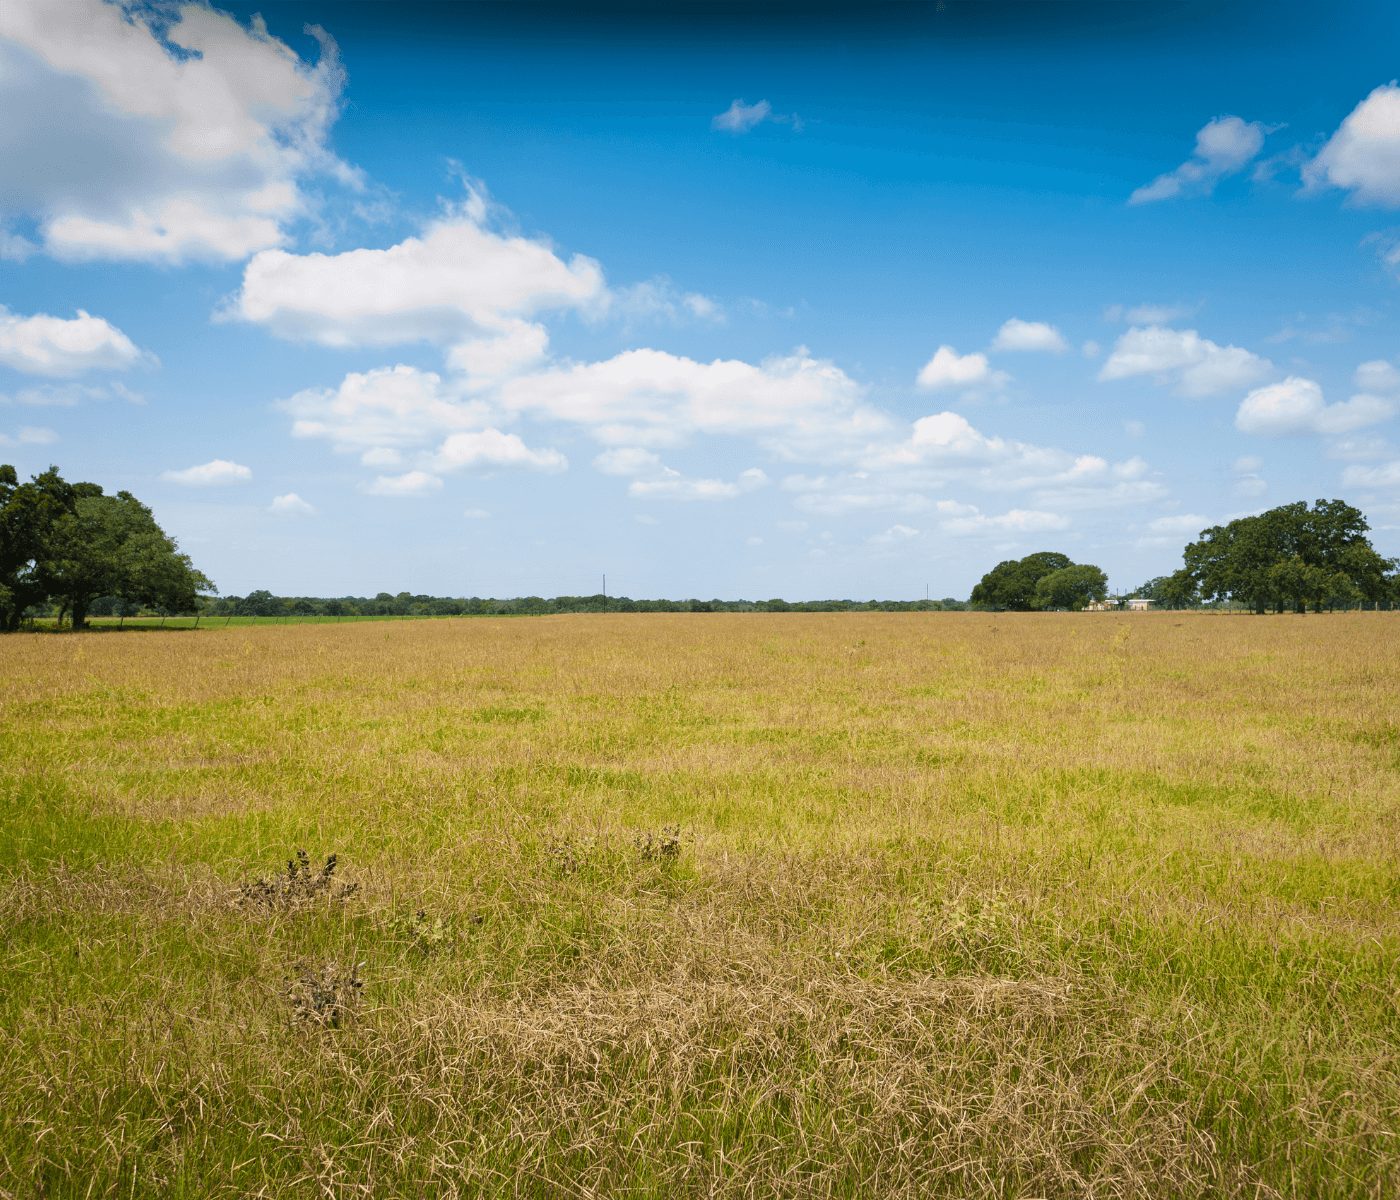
left=1, top=613, right=1397, bottom=1197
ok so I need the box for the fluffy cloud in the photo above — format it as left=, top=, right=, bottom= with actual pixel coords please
left=0, top=0, right=353, bottom=262
left=713, top=99, right=770, bottom=132
left=499, top=348, right=887, bottom=454
left=991, top=319, right=1068, bottom=353
left=781, top=475, right=931, bottom=516
left=782, top=409, right=1163, bottom=519
left=281, top=365, right=494, bottom=452
left=915, top=346, right=1006, bottom=391
left=629, top=466, right=768, bottom=502
left=1147, top=513, right=1209, bottom=535
left=0, top=425, right=57, bottom=447
left=161, top=459, right=252, bottom=486
left=0, top=381, right=142, bottom=408
left=1130, top=116, right=1268, bottom=204
left=790, top=490, right=930, bottom=517
left=872, top=411, right=1151, bottom=495
left=1306, top=83, right=1400, bottom=206
left=231, top=199, right=605, bottom=350
left=1099, top=326, right=1272, bottom=396
left=429, top=429, right=566, bottom=474
left=610, top=278, right=724, bottom=326
left=1105, top=302, right=1197, bottom=325
left=869, top=523, right=920, bottom=545
left=445, top=321, right=550, bottom=383
left=593, top=447, right=663, bottom=476
left=282, top=363, right=565, bottom=483
left=269, top=492, right=315, bottom=515
left=940, top=506, right=1070, bottom=537
left=0, top=307, right=147, bottom=377
left=1232, top=453, right=1268, bottom=497
left=364, top=470, right=442, bottom=497
left=711, top=99, right=799, bottom=134
left=1328, top=435, right=1392, bottom=462
left=1341, top=461, right=1400, bottom=488
left=597, top=446, right=769, bottom=501
left=1355, top=359, right=1400, bottom=392
left=1235, top=376, right=1396, bottom=436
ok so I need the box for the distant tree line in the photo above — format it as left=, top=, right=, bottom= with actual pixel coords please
left=1, top=464, right=212, bottom=631
left=7, top=466, right=1397, bottom=630
left=203, top=591, right=970, bottom=618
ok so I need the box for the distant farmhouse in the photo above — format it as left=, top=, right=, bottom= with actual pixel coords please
left=1086, top=597, right=1155, bottom=612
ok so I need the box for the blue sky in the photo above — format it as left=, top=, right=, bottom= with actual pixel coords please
left=5, top=0, right=1400, bottom=599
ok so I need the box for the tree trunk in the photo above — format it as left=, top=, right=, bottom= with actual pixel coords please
left=71, top=600, right=89, bottom=630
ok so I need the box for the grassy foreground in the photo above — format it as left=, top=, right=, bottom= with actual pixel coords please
left=1, top=613, right=1397, bottom=1198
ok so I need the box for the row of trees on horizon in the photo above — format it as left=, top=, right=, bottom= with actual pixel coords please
left=973, top=499, right=1399, bottom=613
left=4, top=465, right=1399, bottom=629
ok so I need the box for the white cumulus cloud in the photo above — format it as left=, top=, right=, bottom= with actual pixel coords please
left=916, top=345, right=1006, bottom=391
left=1147, top=513, right=1209, bottom=535
left=593, top=447, right=663, bottom=477
left=281, top=365, right=494, bottom=452
left=941, top=507, right=1070, bottom=537
left=364, top=470, right=442, bottom=497
left=991, top=318, right=1068, bottom=353
left=1306, top=82, right=1400, bottom=206
left=1105, top=302, right=1198, bottom=325
left=0, top=425, right=57, bottom=447
left=629, top=466, right=769, bottom=502
left=869, top=523, right=920, bottom=545
left=230, top=197, right=605, bottom=351
left=429, top=429, right=567, bottom=474
left=1235, top=377, right=1396, bottom=436
left=161, top=459, right=252, bottom=486
left=500, top=347, right=887, bottom=455
left=1342, top=461, right=1400, bottom=488
left=1355, top=359, right=1400, bottom=393
left=1099, top=326, right=1272, bottom=396
left=711, top=99, right=799, bottom=134
left=1130, top=116, right=1268, bottom=204
left=269, top=492, right=315, bottom=515
left=0, top=0, right=354, bottom=262
left=0, top=307, right=148, bottom=376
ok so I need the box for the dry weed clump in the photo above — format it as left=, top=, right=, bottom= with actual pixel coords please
left=236, top=849, right=359, bottom=911
left=284, top=959, right=364, bottom=1028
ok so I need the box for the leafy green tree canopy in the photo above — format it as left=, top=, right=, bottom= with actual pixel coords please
left=1179, top=499, right=1396, bottom=613
left=1, top=464, right=213, bottom=630
left=1032, top=563, right=1109, bottom=611
left=1, top=466, right=75, bottom=631
left=970, top=551, right=1085, bottom=611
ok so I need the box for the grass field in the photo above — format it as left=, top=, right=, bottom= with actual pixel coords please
left=2, top=613, right=1397, bottom=1198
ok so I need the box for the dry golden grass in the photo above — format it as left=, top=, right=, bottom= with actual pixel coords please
left=1, top=613, right=1397, bottom=1197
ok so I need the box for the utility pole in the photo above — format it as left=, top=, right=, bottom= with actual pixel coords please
left=602, top=573, right=607, bottom=613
